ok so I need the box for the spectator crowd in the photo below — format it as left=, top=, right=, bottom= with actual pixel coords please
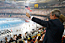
left=0, top=27, right=46, bottom=43
left=0, top=26, right=65, bottom=43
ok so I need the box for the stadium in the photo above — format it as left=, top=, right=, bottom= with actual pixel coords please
left=0, top=0, right=65, bottom=43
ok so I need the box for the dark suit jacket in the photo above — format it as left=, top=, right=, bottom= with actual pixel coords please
left=32, top=17, right=64, bottom=43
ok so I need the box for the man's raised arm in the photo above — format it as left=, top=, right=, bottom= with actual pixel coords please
left=26, top=13, right=48, bottom=27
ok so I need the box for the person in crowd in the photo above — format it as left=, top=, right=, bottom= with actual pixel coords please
left=21, top=34, right=24, bottom=39
left=63, top=22, right=65, bottom=29
left=25, top=33, right=27, bottom=38
left=19, top=41, right=23, bottom=43
left=41, top=31, right=44, bottom=36
left=41, top=32, right=46, bottom=41
left=13, top=35, right=16, bottom=41
left=38, top=28, right=41, bottom=33
left=19, top=37, right=23, bottom=43
left=15, top=34, right=18, bottom=43
left=61, top=35, right=65, bottom=43
left=16, top=35, right=19, bottom=40
left=19, top=34, right=22, bottom=38
left=1, top=40, right=2, bottom=43
left=27, top=37, right=32, bottom=43
left=26, top=9, right=64, bottom=43
left=31, top=32, right=35, bottom=39
left=16, top=34, right=22, bottom=40
left=34, top=33, right=41, bottom=43
left=9, top=37, right=14, bottom=43
left=38, top=36, right=43, bottom=43
left=63, top=35, right=65, bottom=43
left=5, top=37, right=8, bottom=43
left=24, top=38, right=27, bottom=43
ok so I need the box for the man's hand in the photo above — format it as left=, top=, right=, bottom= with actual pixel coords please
left=26, top=13, right=31, bottom=18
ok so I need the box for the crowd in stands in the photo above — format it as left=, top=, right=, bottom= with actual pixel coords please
left=50, top=2, right=65, bottom=7
left=0, top=27, right=65, bottom=43
left=0, top=27, right=46, bottom=43
left=0, top=8, right=65, bottom=16
left=0, top=9, right=52, bottom=15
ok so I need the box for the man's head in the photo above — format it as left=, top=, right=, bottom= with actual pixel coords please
left=50, top=9, right=61, bottom=20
